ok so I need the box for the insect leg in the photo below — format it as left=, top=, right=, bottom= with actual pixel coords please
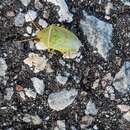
left=67, top=48, right=71, bottom=58
left=47, top=25, right=53, bottom=52
left=27, top=13, right=43, bottom=30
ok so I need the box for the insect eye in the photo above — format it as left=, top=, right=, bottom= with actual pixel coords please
left=35, top=37, right=40, bottom=42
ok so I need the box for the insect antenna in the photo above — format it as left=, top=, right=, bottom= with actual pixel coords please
left=28, top=13, right=43, bottom=31
left=14, top=14, right=42, bottom=43
left=14, top=37, right=38, bottom=43
left=31, top=20, right=43, bottom=31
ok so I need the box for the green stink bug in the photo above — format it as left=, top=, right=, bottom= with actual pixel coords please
left=36, top=24, right=82, bottom=58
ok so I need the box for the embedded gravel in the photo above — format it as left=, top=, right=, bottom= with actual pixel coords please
left=0, top=0, right=130, bottom=130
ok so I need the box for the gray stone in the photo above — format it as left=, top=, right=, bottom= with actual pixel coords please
left=6, top=11, right=15, bottom=17
left=6, top=127, right=13, bottom=130
left=93, top=125, right=99, bottom=130
left=121, top=0, right=130, bottom=6
left=24, top=88, right=37, bottom=98
left=24, top=53, right=48, bottom=73
left=117, top=105, right=130, bottom=112
left=80, top=115, right=95, bottom=129
left=31, top=77, right=45, bottom=95
left=23, top=114, right=31, bottom=123
left=0, top=92, right=3, bottom=104
left=31, top=115, right=42, bottom=125
left=23, top=114, right=42, bottom=125
left=38, top=19, right=48, bottom=28
left=48, top=89, right=78, bottom=111
left=47, top=0, right=73, bottom=22
left=92, top=79, right=99, bottom=89
left=25, top=10, right=37, bottom=22
left=54, top=120, right=66, bottom=130
left=104, top=86, right=115, bottom=100
left=26, top=26, right=32, bottom=34
left=80, top=11, right=113, bottom=59
left=14, top=13, right=25, bottom=27
left=56, top=74, right=68, bottom=85
left=104, top=2, right=113, bottom=20
left=85, top=100, right=98, bottom=116
left=34, top=0, right=43, bottom=9
left=0, top=58, right=7, bottom=77
left=123, top=111, right=130, bottom=122
left=18, top=91, right=26, bottom=100
left=113, top=61, right=130, bottom=94
left=4, top=87, right=14, bottom=101
left=101, top=73, right=113, bottom=87
left=19, top=0, right=31, bottom=6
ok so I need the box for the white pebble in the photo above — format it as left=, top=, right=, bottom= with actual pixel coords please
left=23, top=114, right=31, bottom=123
left=18, top=91, right=26, bottom=100
left=0, top=58, right=7, bottom=77
left=47, top=0, right=73, bottom=22
left=80, top=11, right=113, bottom=59
left=29, top=40, right=35, bottom=49
left=34, top=0, right=43, bottom=9
left=14, top=12, right=25, bottom=27
left=123, top=111, right=130, bottom=122
left=23, top=114, right=42, bottom=125
left=24, top=88, right=37, bottom=98
left=104, top=86, right=115, bottom=100
left=6, top=11, right=15, bottom=17
left=113, top=62, right=130, bottom=94
left=48, top=89, right=78, bottom=111
left=23, top=33, right=30, bottom=37
left=92, top=79, right=99, bottom=89
left=63, top=52, right=80, bottom=59
left=31, top=115, right=42, bottom=125
left=46, top=64, right=54, bottom=73
left=31, top=77, right=45, bottom=95
left=105, top=2, right=113, bottom=20
left=54, top=120, right=66, bottom=130
left=35, top=42, right=48, bottom=50
left=59, top=59, right=65, bottom=66
left=26, top=26, right=32, bottom=34
left=25, top=10, right=37, bottom=22
left=85, top=100, right=98, bottom=116
left=4, top=87, right=14, bottom=101
left=80, top=115, right=94, bottom=129
left=93, top=125, right=98, bottom=130
left=24, top=53, right=48, bottom=73
left=38, top=19, right=48, bottom=28
left=56, top=74, right=68, bottom=85
left=117, top=105, right=130, bottom=112
left=121, top=0, right=130, bottom=6
left=19, top=0, right=31, bottom=6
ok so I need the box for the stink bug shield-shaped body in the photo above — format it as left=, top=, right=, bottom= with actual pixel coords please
left=36, top=24, right=82, bottom=58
